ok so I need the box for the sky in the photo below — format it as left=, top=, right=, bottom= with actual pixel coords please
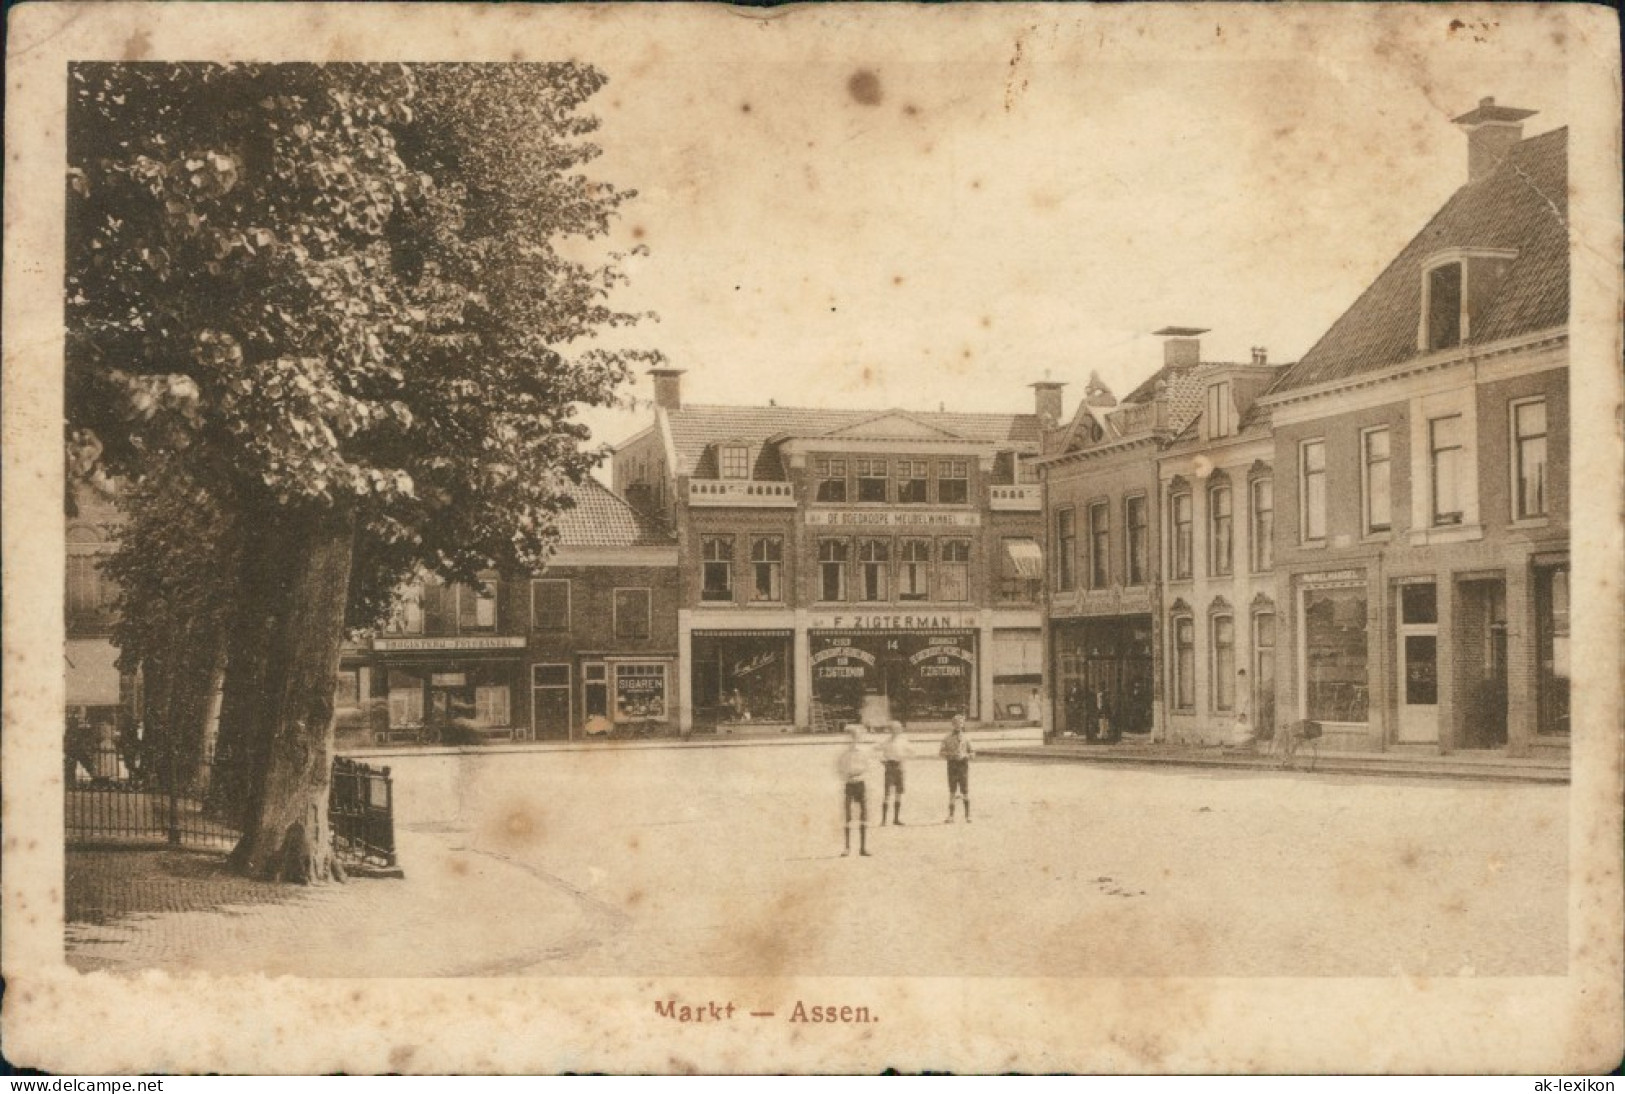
left=549, top=10, right=1572, bottom=469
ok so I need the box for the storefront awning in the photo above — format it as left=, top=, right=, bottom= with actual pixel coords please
left=1005, top=538, right=1044, bottom=580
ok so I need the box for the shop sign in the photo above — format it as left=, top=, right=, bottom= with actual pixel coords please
left=805, top=510, right=981, bottom=528
left=1303, top=569, right=1364, bottom=584
left=910, top=643, right=971, bottom=678
left=372, top=636, right=527, bottom=652
left=731, top=650, right=780, bottom=678
left=810, top=612, right=979, bottom=631
left=614, top=664, right=668, bottom=720
left=430, top=673, right=467, bottom=687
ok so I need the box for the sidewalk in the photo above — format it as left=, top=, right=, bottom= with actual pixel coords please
left=980, top=738, right=1570, bottom=783
left=66, top=826, right=615, bottom=977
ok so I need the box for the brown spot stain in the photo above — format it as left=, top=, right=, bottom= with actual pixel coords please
left=891, top=275, right=905, bottom=286
left=388, top=1045, right=415, bottom=1072
left=847, top=69, right=882, bottom=106
left=631, top=225, right=646, bottom=240
left=740, top=102, right=752, bottom=114
left=447, top=858, right=469, bottom=877
left=122, top=29, right=152, bottom=60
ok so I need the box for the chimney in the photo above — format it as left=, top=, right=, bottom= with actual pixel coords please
left=1452, top=97, right=1536, bottom=183
left=1082, top=370, right=1116, bottom=408
left=649, top=367, right=685, bottom=411
left=1029, top=380, right=1066, bottom=426
left=1251, top=346, right=1268, bottom=366
left=1153, top=326, right=1209, bottom=368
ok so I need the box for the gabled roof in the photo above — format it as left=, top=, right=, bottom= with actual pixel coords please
left=652, top=404, right=1040, bottom=477
left=555, top=477, right=674, bottom=550
left=1271, top=126, right=1567, bottom=394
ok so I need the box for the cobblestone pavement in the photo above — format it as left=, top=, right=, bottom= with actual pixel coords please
left=66, top=828, right=602, bottom=977
left=67, top=746, right=1569, bottom=979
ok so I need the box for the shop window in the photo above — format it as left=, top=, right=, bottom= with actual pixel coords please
left=1173, top=617, right=1195, bottom=711
left=1250, top=478, right=1274, bottom=572
left=473, top=685, right=511, bottom=727
left=1126, top=494, right=1149, bottom=586
left=1211, top=614, right=1235, bottom=711
left=858, top=538, right=890, bottom=602
left=1425, top=262, right=1463, bottom=351
left=458, top=581, right=497, bottom=632
left=1303, top=585, right=1369, bottom=723
left=1536, top=564, right=1569, bottom=735
left=388, top=669, right=425, bottom=728
left=897, top=460, right=929, bottom=504
left=386, top=582, right=425, bottom=635
left=531, top=579, right=570, bottom=631
left=719, top=444, right=750, bottom=480
left=899, top=538, right=931, bottom=601
left=695, top=633, right=794, bottom=727
left=1363, top=428, right=1392, bottom=534
left=614, top=663, right=669, bottom=722
left=937, top=459, right=969, bottom=504
left=1300, top=440, right=1326, bottom=543
left=815, top=457, right=848, bottom=503
left=1088, top=500, right=1110, bottom=588
left=819, top=539, right=850, bottom=601
left=938, top=539, right=970, bottom=601
left=750, top=536, right=783, bottom=602
left=614, top=588, right=651, bottom=640
left=856, top=458, right=888, bottom=503
left=1171, top=490, right=1193, bottom=579
left=1512, top=398, right=1548, bottom=520
left=1430, top=415, right=1464, bottom=525
left=1206, top=381, right=1234, bottom=439
left=1209, top=481, right=1233, bottom=577
left=1055, top=507, right=1076, bottom=592
left=334, top=669, right=361, bottom=709
left=701, top=535, right=734, bottom=601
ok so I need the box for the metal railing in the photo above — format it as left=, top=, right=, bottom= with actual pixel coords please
left=330, top=757, right=398, bottom=868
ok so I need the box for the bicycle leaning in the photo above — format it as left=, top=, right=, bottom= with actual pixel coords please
left=1273, top=719, right=1324, bottom=771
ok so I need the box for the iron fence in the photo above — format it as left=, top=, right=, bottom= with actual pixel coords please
left=65, top=739, right=396, bottom=869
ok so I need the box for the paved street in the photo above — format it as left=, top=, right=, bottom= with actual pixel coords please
left=67, top=744, right=1568, bottom=978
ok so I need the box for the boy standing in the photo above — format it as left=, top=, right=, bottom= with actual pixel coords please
left=939, top=715, right=974, bottom=823
left=880, top=721, right=911, bottom=826
left=837, top=725, right=874, bottom=856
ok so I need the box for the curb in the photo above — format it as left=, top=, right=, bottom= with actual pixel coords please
left=979, top=746, right=1571, bottom=784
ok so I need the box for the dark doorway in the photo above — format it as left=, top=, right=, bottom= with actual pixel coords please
left=1455, top=579, right=1508, bottom=749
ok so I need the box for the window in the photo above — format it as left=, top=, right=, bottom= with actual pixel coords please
left=899, top=539, right=931, bottom=601
left=719, top=445, right=750, bottom=479
left=815, top=457, right=847, bottom=503
left=1536, top=564, right=1569, bottom=735
left=897, top=460, right=929, bottom=504
left=614, top=588, right=651, bottom=639
left=750, top=536, right=783, bottom=602
left=1018, top=458, right=1040, bottom=484
left=1126, top=495, right=1149, bottom=586
left=1363, top=428, right=1392, bottom=534
left=701, top=536, right=734, bottom=601
left=1206, top=382, right=1234, bottom=438
left=858, top=538, right=890, bottom=602
left=66, top=553, right=118, bottom=634
left=998, top=537, right=1042, bottom=602
left=458, top=582, right=497, bottom=631
left=819, top=539, right=849, bottom=601
left=1209, top=482, right=1233, bottom=576
left=1513, top=398, right=1548, bottom=519
left=1300, top=440, right=1326, bottom=542
left=937, top=459, right=969, bottom=504
left=1171, top=491, right=1193, bottom=579
left=388, top=669, right=425, bottom=728
left=583, top=663, right=609, bottom=720
left=1055, top=508, right=1076, bottom=592
left=1250, top=478, right=1274, bottom=572
left=1426, top=262, right=1463, bottom=351
left=1173, top=616, right=1195, bottom=711
left=1303, top=585, right=1369, bottom=723
left=1088, top=501, right=1110, bottom=588
left=473, top=685, right=511, bottom=727
left=1211, top=615, right=1235, bottom=711
left=1430, top=415, right=1464, bottom=525
left=386, top=583, right=425, bottom=634
left=938, top=540, right=970, bottom=601
left=856, top=458, right=888, bottom=503
left=1253, top=611, right=1276, bottom=735
left=531, top=579, right=570, bottom=631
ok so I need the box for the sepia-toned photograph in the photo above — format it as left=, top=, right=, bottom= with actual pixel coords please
left=5, top=1, right=1622, bottom=1076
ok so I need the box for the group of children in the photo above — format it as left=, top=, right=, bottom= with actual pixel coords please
left=835, top=715, right=975, bottom=857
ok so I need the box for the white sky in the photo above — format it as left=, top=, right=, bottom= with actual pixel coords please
left=542, top=10, right=1572, bottom=469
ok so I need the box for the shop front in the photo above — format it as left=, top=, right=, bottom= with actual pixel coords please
left=344, top=636, right=529, bottom=745
left=1052, top=616, right=1154, bottom=739
left=1295, top=570, right=1372, bottom=750
left=691, top=630, right=795, bottom=733
left=809, top=628, right=977, bottom=729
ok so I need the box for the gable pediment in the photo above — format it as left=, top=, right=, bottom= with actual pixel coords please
left=824, top=411, right=966, bottom=440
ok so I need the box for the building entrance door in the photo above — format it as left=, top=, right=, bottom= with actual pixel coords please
left=531, top=664, right=572, bottom=740
left=1456, top=579, right=1508, bottom=749
left=1396, top=583, right=1439, bottom=744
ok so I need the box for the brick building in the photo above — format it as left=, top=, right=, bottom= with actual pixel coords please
left=613, top=370, right=1048, bottom=736
left=1255, top=100, right=1569, bottom=757
left=335, top=477, right=679, bottom=745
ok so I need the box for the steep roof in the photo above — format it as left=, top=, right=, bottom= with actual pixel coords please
left=656, top=404, right=1041, bottom=477
left=555, top=476, right=673, bottom=549
left=1272, top=126, right=1568, bottom=393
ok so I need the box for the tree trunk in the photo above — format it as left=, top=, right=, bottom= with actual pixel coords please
left=227, top=505, right=356, bottom=884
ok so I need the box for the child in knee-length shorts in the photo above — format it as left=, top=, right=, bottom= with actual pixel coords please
left=837, top=725, right=874, bottom=856
left=880, top=721, right=911, bottom=825
left=939, top=715, right=974, bottom=822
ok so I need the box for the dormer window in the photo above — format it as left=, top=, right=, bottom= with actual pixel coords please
left=1420, top=248, right=1518, bottom=352
left=719, top=444, right=750, bottom=479
left=1205, top=381, right=1234, bottom=439
left=1426, top=263, right=1463, bottom=350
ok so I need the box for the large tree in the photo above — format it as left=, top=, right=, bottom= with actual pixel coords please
left=67, top=63, right=658, bottom=880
